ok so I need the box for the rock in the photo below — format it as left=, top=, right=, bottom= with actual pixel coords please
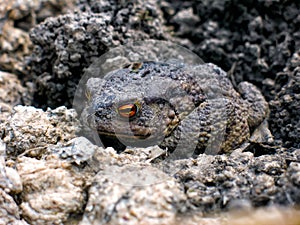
left=17, top=155, right=85, bottom=225
left=0, top=140, right=22, bottom=194
left=0, top=102, right=13, bottom=124
left=0, top=106, right=80, bottom=156
left=174, top=149, right=300, bottom=212
left=49, top=136, right=97, bottom=165
left=0, top=21, right=31, bottom=75
left=0, top=142, right=26, bottom=224
left=0, top=71, right=28, bottom=106
left=28, top=0, right=169, bottom=109
left=29, top=12, right=114, bottom=108
left=0, top=189, right=29, bottom=225
left=80, top=168, right=186, bottom=225
left=0, top=163, right=23, bottom=194
left=269, top=65, right=300, bottom=148
left=0, top=0, right=76, bottom=75
left=161, top=0, right=300, bottom=101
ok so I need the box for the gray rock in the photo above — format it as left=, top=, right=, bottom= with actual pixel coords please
left=49, top=136, right=97, bottom=165
left=269, top=64, right=300, bottom=148
left=0, top=106, right=80, bottom=156
left=29, top=0, right=169, bottom=109
left=80, top=167, right=186, bottom=225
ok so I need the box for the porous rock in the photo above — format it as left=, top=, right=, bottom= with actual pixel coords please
left=0, top=105, right=79, bottom=156
left=80, top=174, right=186, bottom=225
left=0, top=71, right=29, bottom=123
left=161, top=0, right=300, bottom=100
left=174, top=149, right=300, bottom=212
left=269, top=65, right=300, bottom=148
left=49, top=136, right=97, bottom=165
left=0, top=0, right=76, bottom=75
left=0, top=21, right=31, bottom=75
left=0, top=71, right=27, bottom=106
left=29, top=0, right=169, bottom=109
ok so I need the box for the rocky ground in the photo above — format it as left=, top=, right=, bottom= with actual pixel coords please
left=0, top=0, right=300, bottom=224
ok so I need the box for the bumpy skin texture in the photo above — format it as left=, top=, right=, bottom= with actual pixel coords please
left=85, top=62, right=269, bottom=154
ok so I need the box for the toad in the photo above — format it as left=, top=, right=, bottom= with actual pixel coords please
left=83, top=61, right=270, bottom=155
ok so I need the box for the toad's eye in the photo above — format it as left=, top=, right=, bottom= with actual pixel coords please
left=118, top=103, right=139, bottom=118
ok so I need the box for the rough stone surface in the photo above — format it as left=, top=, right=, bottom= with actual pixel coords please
left=175, top=149, right=300, bottom=212
left=0, top=71, right=27, bottom=105
left=0, top=0, right=76, bottom=76
left=0, top=20, right=31, bottom=75
left=0, top=106, right=80, bottom=156
left=80, top=174, right=186, bottom=225
left=0, top=143, right=27, bottom=224
left=29, top=0, right=169, bottom=109
left=49, top=136, right=97, bottom=165
left=221, top=207, right=300, bottom=225
left=269, top=65, right=300, bottom=148
left=0, top=71, right=29, bottom=123
left=161, top=0, right=300, bottom=98
left=0, top=189, right=29, bottom=225
left=0, top=158, right=22, bottom=194
left=17, top=155, right=85, bottom=225
left=0, top=102, right=12, bottom=124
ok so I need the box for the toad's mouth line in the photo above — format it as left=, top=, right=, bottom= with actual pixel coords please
left=97, top=131, right=153, bottom=140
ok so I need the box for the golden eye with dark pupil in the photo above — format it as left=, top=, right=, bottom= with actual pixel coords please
left=118, top=104, right=138, bottom=118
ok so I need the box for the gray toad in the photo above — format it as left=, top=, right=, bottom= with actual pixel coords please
left=84, top=62, right=269, bottom=155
